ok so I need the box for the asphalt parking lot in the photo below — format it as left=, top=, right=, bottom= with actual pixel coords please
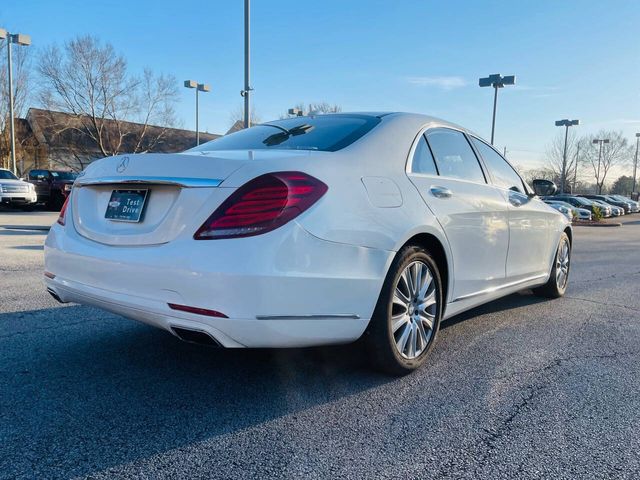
left=1, top=211, right=639, bottom=479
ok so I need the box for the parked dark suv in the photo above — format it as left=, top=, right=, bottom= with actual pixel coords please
left=579, top=194, right=634, bottom=213
left=26, top=169, right=78, bottom=208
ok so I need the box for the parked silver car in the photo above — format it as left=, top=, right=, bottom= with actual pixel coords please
left=544, top=200, right=591, bottom=221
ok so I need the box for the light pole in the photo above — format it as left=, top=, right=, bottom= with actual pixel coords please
left=555, top=119, right=580, bottom=194
left=592, top=138, right=610, bottom=194
left=1, top=29, right=31, bottom=175
left=573, top=143, right=580, bottom=193
left=633, top=133, right=640, bottom=194
left=240, top=0, right=252, bottom=128
left=479, top=73, right=516, bottom=145
left=184, top=80, right=210, bottom=146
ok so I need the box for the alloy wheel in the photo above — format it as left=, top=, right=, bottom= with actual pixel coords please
left=391, top=261, right=438, bottom=359
left=556, top=239, right=570, bottom=289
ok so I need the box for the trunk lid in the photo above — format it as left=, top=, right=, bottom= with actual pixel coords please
left=71, top=152, right=246, bottom=246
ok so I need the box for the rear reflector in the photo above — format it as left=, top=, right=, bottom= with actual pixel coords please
left=194, top=171, right=328, bottom=240
left=168, top=303, right=228, bottom=318
left=57, top=195, right=70, bottom=226
left=44, top=271, right=56, bottom=279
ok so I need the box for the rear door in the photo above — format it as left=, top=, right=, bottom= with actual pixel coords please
left=407, top=128, right=509, bottom=301
left=469, top=137, right=554, bottom=280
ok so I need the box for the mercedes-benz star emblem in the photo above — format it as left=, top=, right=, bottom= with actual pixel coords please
left=116, top=156, right=130, bottom=173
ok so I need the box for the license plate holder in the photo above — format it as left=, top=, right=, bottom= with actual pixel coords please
left=105, top=189, right=149, bottom=223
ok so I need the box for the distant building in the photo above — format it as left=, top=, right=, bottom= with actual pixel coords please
left=2, top=108, right=221, bottom=175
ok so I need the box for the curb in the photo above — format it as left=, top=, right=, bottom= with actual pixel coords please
left=573, top=222, right=622, bottom=228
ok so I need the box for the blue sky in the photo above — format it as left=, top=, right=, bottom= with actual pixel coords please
left=2, top=0, right=639, bottom=169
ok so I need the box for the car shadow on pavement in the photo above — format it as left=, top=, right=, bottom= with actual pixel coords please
left=0, top=305, right=390, bottom=477
left=441, top=291, right=548, bottom=330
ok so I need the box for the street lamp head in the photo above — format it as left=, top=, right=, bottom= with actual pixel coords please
left=603, top=139, right=610, bottom=144
left=12, top=33, right=31, bottom=46
left=197, top=84, right=210, bottom=92
left=556, top=119, right=580, bottom=127
left=184, top=80, right=197, bottom=89
left=479, top=73, right=515, bottom=88
left=636, top=133, right=640, bottom=138
left=502, top=75, right=516, bottom=86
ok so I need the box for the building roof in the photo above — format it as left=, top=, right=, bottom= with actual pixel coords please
left=23, top=108, right=220, bottom=156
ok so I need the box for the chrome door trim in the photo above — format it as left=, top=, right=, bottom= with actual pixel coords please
left=256, top=314, right=360, bottom=320
left=75, top=176, right=224, bottom=188
left=451, top=273, right=547, bottom=303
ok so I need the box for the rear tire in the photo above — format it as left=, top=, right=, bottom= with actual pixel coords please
left=533, top=232, right=571, bottom=298
left=366, top=245, right=443, bottom=375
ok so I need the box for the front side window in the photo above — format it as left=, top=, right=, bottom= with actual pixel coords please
left=425, top=129, right=485, bottom=183
left=188, top=114, right=380, bottom=153
left=470, top=137, right=525, bottom=192
left=410, top=135, right=438, bottom=175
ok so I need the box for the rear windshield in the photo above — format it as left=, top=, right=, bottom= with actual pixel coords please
left=188, top=114, right=380, bottom=153
left=0, top=170, right=18, bottom=180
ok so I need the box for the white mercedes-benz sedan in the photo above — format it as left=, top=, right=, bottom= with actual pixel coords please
left=44, top=113, right=571, bottom=374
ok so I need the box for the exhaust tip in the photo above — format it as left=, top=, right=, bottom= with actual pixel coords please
left=47, top=288, right=66, bottom=304
left=171, top=326, right=221, bottom=347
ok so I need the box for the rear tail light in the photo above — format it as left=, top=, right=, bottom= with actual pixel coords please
left=194, top=171, right=328, bottom=240
left=57, top=195, right=70, bottom=226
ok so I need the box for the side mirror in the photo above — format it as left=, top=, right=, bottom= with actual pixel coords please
left=532, top=179, right=557, bottom=197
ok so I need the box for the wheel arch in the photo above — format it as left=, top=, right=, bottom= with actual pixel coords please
left=397, top=231, right=451, bottom=306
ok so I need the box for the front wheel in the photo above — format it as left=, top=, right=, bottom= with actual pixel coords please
left=366, top=246, right=443, bottom=375
left=533, top=232, right=571, bottom=298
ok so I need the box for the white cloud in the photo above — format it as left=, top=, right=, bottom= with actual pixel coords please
left=406, top=76, right=467, bottom=90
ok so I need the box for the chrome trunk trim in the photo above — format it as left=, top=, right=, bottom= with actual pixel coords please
left=75, top=176, right=224, bottom=188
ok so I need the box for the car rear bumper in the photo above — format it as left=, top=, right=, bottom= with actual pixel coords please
left=44, top=220, right=393, bottom=348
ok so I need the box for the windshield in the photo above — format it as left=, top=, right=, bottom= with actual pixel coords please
left=571, top=197, right=592, bottom=206
left=0, top=170, right=18, bottom=180
left=188, top=114, right=381, bottom=153
left=51, top=171, right=78, bottom=181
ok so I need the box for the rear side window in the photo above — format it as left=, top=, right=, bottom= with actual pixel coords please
left=411, top=135, right=438, bottom=175
left=188, top=114, right=381, bottom=153
left=471, top=137, right=525, bottom=192
left=425, top=129, right=485, bottom=183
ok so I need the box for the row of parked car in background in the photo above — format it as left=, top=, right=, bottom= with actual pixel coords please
left=543, top=194, right=640, bottom=221
left=0, top=168, right=78, bottom=210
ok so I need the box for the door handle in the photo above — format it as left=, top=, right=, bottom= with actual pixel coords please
left=430, top=186, right=453, bottom=198
left=508, top=190, right=527, bottom=207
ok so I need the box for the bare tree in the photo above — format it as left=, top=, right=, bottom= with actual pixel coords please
left=37, top=35, right=178, bottom=166
left=0, top=37, right=31, bottom=170
left=228, top=105, right=261, bottom=130
left=581, top=130, right=630, bottom=194
left=544, top=130, right=584, bottom=191
left=282, top=102, right=342, bottom=118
